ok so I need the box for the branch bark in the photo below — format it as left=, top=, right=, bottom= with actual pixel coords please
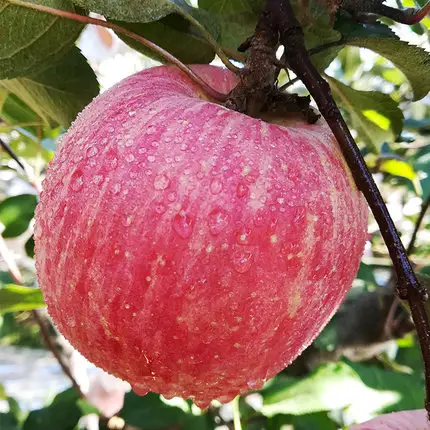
left=276, top=0, right=430, bottom=418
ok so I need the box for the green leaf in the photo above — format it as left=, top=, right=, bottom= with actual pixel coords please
left=345, top=38, right=430, bottom=101
left=0, top=93, right=42, bottom=136
left=0, top=0, right=83, bottom=79
left=0, top=87, right=7, bottom=110
left=0, top=284, right=45, bottom=313
left=0, top=413, right=19, bottom=430
left=72, top=0, right=190, bottom=22
left=347, top=360, right=425, bottom=413
left=0, top=194, right=37, bottom=237
left=261, top=362, right=401, bottom=417
left=378, top=158, right=417, bottom=181
left=267, top=412, right=337, bottom=430
left=119, top=392, right=212, bottom=429
left=23, top=394, right=82, bottom=430
left=114, top=11, right=217, bottom=64
left=1, top=47, right=99, bottom=127
left=199, top=0, right=263, bottom=52
left=327, top=76, right=403, bottom=153
left=335, top=15, right=398, bottom=40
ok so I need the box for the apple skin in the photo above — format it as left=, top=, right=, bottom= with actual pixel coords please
left=35, top=64, right=368, bottom=407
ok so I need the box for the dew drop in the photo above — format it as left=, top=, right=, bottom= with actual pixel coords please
left=71, top=170, right=84, bottom=191
left=232, top=250, right=253, bottom=273
left=113, top=183, right=121, bottom=194
left=172, top=211, right=194, bottom=239
left=236, top=182, right=249, bottom=198
left=154, top=174, right=170, bottom=190
left=167, top=192, right=177, bottom=202
left=207, top=208, right=230, bottom=236
left=210, top=180, right=223, bottom=195
left=86, top=146, right=98, bottom=158
left=155, top=203, right=167, bottom=214
left=93, top=175, right=104, bottom=185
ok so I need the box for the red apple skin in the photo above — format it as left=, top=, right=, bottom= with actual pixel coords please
left=35, top=65, right=368, bottom=407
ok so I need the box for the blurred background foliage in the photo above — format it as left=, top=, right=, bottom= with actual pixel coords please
left=0, top=0, right=429, bottom=429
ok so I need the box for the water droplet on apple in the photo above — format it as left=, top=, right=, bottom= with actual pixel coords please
left=167, top=192, right=177, bottom=202
left=210, top=180, right=223, bottom=195
left=86, top=146, right=98, bottom=158
left=236, top=182, right=249, bottom=198
left=155, top=203, right=167, bottom=214
left=172, top=211, right=194, bottom=239
left=71, top=170, right=84, bottom=191
left=232, top=250, right=253, bottom=273
left=146, top=125, right=156, bottom=134
left=113, top=184, right=121, bottom=194
left=93, top=175, right=104, bottom=185
left=207, top=208, right=229, bottom=236
left=154, top=174, right=170, bottom=190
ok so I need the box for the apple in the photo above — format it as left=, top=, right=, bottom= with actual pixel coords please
left=35, top=64, right=368, bottom=407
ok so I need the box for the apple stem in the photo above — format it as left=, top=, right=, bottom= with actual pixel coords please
left=6, top=0, right=229, bottom=103
left=227, top=0, right=430, bottom=418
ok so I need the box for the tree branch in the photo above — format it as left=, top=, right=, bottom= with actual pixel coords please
left=275, top=0, right=430, bottom=418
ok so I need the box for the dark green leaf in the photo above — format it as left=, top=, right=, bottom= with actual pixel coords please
left=1, top=47, right=99, bottom=127
left=199, top=0, right=263, bottom=52
left=356, top=262, right=377, bottom=285
left=23, top=395, right=82, bottom=430
left=335, top=15, right=397, bottom=40
left=72, top=0, right=190, bottom=22
left=25, top=235, right=35, bottom=258
left=0, top=194, right=37, bottom=237
left=345, top=38, right=430, bottom=101
left=0, top=284, right=45, bottom=313
left=114, top=12, right=217, bottom=64
left=0, top=413, right=19, bottom=430
left=267, top=412, right=337, bottom=430
left=327, top=76, right=403, bottom=152
left=119, top=392, right=213, bottom=429
left=0, top=0, right=83, bottom=79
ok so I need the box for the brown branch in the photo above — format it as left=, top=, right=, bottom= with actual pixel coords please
left=407, top=195, right=430, bottom=255
left=275, top=0, right=430, bottom=418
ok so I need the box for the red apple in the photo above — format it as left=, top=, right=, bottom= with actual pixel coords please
left=35, top=64, right=368, bottom=407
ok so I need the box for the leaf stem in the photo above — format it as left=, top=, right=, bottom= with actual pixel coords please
left=6, top=0, right=228, bottom=102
